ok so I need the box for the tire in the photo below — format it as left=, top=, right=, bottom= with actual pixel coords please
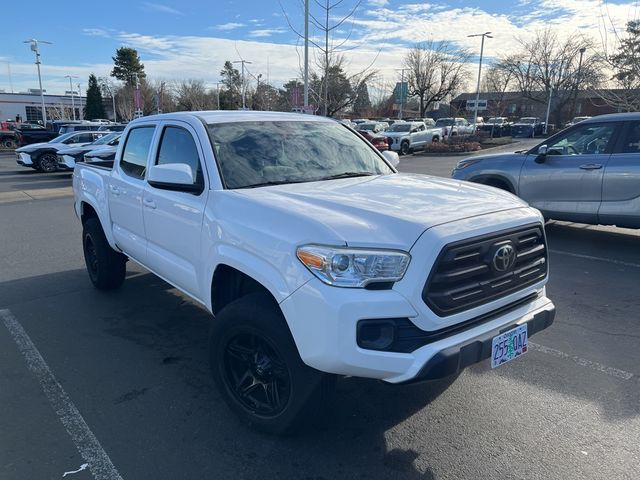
left=400, top=141, right=410, bottom=156
left=82, top=218, right=126, bottom=290
left=209, top=293, right=335, bottom=435
left=2, top=138, right=17, bottom=149
left=432, top=136, right=440, bottom=143
left=483, top=178, right=512, bottom=193
left=37, top=152, right=58, bottom=173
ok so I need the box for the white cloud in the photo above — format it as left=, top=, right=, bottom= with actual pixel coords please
left=368, top=0, right=390, bottom=6
left=249, top=28, right=287, bottom=38
left=212, top=22, right=246, bottom=31
left=142, top=2, right=184, bottom=16
left=82, top=28, right=110, bottom=38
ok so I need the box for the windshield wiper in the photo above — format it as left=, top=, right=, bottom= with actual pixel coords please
left=237, top=178, right=312, bottom=189
left=317, top=172, right=377, bottom=181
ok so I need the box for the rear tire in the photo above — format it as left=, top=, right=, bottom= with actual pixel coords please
left=82, top=218, right=126, bottom=290
left=209, top=293, right=334, bottom=435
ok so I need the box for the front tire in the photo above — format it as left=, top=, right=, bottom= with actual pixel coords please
left=37, top=153, right=58, bottom=173
left=82, top=218, right=126, bottom=290
left=400, top=140, right=410, bottom=156
left=209, top=293, right=334, bottom=435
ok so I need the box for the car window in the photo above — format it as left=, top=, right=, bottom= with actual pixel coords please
left=64, top=133, right=85, bottom=144
left=621, top=122, right=640, bottom=154
left=155, top=126, right=203, bottom=185
left=547, top=124, right=616, bottom=156
left=120, top=127, right=155, bottom=179
left=77, top=133, right=96, bottom=143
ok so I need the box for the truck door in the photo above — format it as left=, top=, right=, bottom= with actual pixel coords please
left=142, top=122, right=208, bottom=299
left=598, top=120, right=640, bottom=228
left=108, top=126, right=156, bottom=263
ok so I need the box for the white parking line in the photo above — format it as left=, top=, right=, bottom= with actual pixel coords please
left=0, top=309, right=123, bottom=480
left=529, top=342, right=634, bottom=380
left=549, top=249, right=640, bottom=269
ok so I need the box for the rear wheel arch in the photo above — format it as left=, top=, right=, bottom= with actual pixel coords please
left=80, top=201, right=99, bottom=225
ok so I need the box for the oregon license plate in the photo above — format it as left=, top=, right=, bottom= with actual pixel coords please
left=491, top=324, right=528, bottom=368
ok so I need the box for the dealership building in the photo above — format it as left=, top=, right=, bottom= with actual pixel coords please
left=0, top=91, right=92, bottom=123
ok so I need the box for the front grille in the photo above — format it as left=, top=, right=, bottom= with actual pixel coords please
left=423, top=224, right=547, bottom=316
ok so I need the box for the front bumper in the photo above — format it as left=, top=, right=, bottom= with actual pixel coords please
left=280, top=276, right=554, bottom=384
left=16, top=152, right=34, bottom=166
left=57, top=154, right=76, bottom=170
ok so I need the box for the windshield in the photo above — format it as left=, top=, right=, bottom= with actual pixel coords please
left=435, top=119, right=454, bottom=126
left=48, top=132, right=77, bottom=143
left=486, top=118, right=504, bottom=124
left=519, top=118, right=536, bottom=124
left=358, top=124, right=376, bottom=131
left=206, top=121, right=393, bottom=189
left=387, top=123, right=411, bottom=132
left=92, top=133, right=120, bottom=145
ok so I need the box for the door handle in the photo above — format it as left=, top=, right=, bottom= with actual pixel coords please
left=579, top=164, right=603, bottom=170
left=109, top=185, right=120, bottom=195
left=143, top=198, right=156, bottom=209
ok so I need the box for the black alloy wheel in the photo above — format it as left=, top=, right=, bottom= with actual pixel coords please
left=223, top=332, right=291, bottom=417
left=38, top=153, right=58, bottom=173
left=400, top=141, right=410, bottom=155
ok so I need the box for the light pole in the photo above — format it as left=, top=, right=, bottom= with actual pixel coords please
left=77, top=82, right=83, bottom=120
left=24, top=39, right=52, bottom=127
left=571, top=47, right=586, bottom=120
left=304, top=0, right=309, bottom=111
left=233, top=59, right=252, bottom=110
left=396, top=68, right=406, bottom=120
left=468, top=32, right=492, bottom=132
left=65, top=75, right=78, bottom=120
left=216, top=82, right=221, bottom=110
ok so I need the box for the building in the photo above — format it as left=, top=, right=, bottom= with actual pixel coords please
left=0, top=91, right=88, bottom=123
left=451, top=90, right=635, bottom=126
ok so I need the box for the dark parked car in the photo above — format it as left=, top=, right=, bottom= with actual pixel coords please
left=511, top=117, right=545, bottom=138
left=15, top=123, right=59, bottom=146
left=481, top=117, right=512, bottom=137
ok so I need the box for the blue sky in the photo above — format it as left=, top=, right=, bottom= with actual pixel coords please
left=1, top=0, right=638, bottom=95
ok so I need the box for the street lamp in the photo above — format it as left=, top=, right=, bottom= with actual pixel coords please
left=23, top=39, right=52, bottom=127
left=64, top=75, right=78, bottom=120
left=571, top=47, right=587, bottom=120
left=232, top=59, right=252, bottom=110
left=468, top=32, right=492, bottom=132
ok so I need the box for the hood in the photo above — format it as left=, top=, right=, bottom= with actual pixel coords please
left=57, top=144, right=101, bottom=155
left=231, top=173, right=529, bottom=250
left=385, top=131, right=410, bottom=138
left=16, top=142, right=51, bottom=152
left=85, top=146, right=117, bottom=158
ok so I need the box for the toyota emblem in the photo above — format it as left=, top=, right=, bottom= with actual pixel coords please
left=492, top=244, right=516, bottom=272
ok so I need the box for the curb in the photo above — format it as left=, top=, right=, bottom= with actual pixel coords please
left=415, top=143, right=515, bottom=157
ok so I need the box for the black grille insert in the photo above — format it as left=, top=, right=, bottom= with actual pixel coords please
left=423, top=224, right=547, bottom=316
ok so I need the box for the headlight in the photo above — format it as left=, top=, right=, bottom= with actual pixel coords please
left=296, top=245, right=410, bottom=288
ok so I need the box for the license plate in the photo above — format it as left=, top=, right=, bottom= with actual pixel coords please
left=491, top=324, right=528, bottom=368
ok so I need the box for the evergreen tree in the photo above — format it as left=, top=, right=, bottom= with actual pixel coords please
left=85, top=74, right=105, bottom=120
left=353, top=82, right=371, bottom=116
left=611, top=21, right=640, bottom=84
left=219, top=61, right=242, bottom=109
left=111, top=47, right=146, bottom=85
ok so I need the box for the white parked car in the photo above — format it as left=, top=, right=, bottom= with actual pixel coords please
left=73, top=111, right=554, bottom=434
left=435, top=117, right=476, bottom=137
left=385, top=121, right=442, bottom=155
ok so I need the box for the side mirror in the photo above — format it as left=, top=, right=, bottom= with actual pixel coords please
left=148, top=163, right=202, bottom=193
left=535, top=145, right=548, bottom=164
left=382, top=150, right=400, bottom=168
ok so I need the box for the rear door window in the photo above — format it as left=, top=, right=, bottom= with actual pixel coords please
left=120, top=127, right=156, bottom=179
left=620, top=122, right=640, bottom=154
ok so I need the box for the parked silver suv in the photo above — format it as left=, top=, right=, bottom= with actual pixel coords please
left=451, top=112, right=640, bottom=229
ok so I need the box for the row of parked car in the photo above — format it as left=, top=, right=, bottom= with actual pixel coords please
left=343, top=117, right=478, bottom=155
left=15, top=128, right=121, bottom=172
left=1, top=120, right=126, bottom=149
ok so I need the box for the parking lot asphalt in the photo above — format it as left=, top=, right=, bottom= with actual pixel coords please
left=1, top=149, right=638, bottom=480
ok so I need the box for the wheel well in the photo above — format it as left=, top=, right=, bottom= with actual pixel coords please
left=211, top=265, right=276, bottom=316
left=81, top=202, right=98, bottom=225
left=475, top=176, right=515, bottom=193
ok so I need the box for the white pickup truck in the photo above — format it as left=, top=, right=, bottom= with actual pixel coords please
left=73, top=111, right=555, bottom=434
left=385, top=121, right=442, bottom=155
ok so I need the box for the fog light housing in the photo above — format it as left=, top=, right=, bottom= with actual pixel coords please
left=356, top=319, right=397, bottom=351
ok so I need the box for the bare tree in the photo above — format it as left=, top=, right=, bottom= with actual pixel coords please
left=173, top=79, right=215, bottom=111
left=282, top=0, right=364, bottom=115
left=498, top=28, right=603, bottom=124
left=403, top=41, right=472, bottom=117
